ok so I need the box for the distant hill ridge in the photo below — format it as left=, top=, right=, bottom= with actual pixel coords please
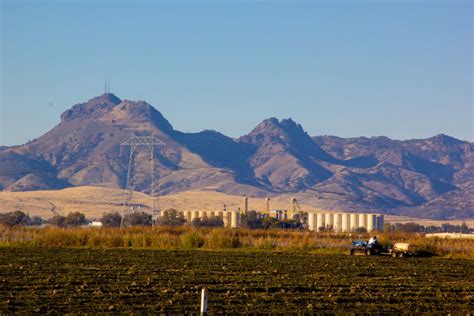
left=0, top=93, right=472, bottom=219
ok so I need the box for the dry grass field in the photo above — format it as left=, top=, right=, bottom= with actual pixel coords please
left=2, top=226, right=473, bottom=258
left=0, top=186, right=472, bottom=227
left=0, top=186, right=324, bottom=220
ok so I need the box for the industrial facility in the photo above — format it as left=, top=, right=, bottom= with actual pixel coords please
left=118, top=136, right=383, bottom=233
left=307, top=212, right=384, bottom=232
left=168, top=197, right=384, bottom=232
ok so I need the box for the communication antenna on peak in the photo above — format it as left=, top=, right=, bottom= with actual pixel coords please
left=120, top=135, right=166, bottom=227
left=104, top=79, right=110, bottom=94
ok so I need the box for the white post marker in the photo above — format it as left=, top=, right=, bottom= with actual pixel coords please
left=200, top=288, right=208, bottom=315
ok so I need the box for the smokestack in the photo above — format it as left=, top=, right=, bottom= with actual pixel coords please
left=265, top=197, right=270, bottom=214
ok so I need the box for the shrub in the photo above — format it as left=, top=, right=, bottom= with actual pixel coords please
left=180, top=231, right=205, bottom=249
left=64, top=212, right=88, bottom=227
left=1, top=226, right=473, bottom=258
left=101, top=212, right=122, bottom=227
left=50, top=215, right=66, bottom=227
left=0, top=211, right=30, bottom=228
left=205, top=229, right=241, bottom=249
left=30, top=216, right=44, bottom=226
left=355, top=227, right=367, bottom=233
left=190, top=217, right=224, bottom=228
left=156, top=209, right=185, bottom=227
left=123, top=212, right=152, bottom=226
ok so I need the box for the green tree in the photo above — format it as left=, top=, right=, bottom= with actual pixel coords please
left=240, top=211, right=264, bottom=229
left=30, top=216, right=44, bottom=226
left=190, top=217, right=224, bottom=228
left=123, top=212, right=152, bottom=226
left=261, top=217, right=281, bottom=229
left=395, top=222, right=424, bottom=233
left=0, top=211, right=30, bottom=228
left=355, top=227, right=367, bottom=233
left=50, top=215, right=66, bottom=227
left=64, top=212, right=88, bottom=227
left=156, top=209, right=185, bottom=227
left=383, top=223, right=393, bottom=233
left=101, top=212, right=122, bottom=227
left=460, top=221, right=469, bottom=234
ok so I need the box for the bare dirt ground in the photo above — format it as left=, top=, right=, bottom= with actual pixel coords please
left=1, top=248, right=473, bottom=313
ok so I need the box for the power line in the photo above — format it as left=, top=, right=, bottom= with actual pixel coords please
left=119, top=135, right=165, bottom=227
left=0, top=147, right=273, bottom=195
left=0, top=151, right=237, bottom=177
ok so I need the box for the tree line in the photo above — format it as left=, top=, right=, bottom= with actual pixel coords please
left=0, top=209, right=304, bottom=229
left=384, top=222, right=472, bottom=234
left=0, top=210, right=472, bottom=233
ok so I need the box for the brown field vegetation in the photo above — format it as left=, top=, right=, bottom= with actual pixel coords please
left=1, top=226, right=473, bottom=258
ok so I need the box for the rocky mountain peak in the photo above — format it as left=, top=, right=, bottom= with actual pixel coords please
left=242, top=117, right=310, bottom=145
left=93, top=93, right=122, bottom=105
left=116, top=99, right=174, bottom=133
left=60, top=93, right=122, bottom=122
left=428, top=134, right=463, bottom=146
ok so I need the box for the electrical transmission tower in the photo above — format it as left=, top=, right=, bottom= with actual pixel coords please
left=120, top=135, right=165, bottom=227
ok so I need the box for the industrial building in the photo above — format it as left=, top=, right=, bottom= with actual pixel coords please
left=307, top=212, right=384, bottom=232
left=178, top=210, right=241, bottom=228
left=174, top=208, right=384, bottom=232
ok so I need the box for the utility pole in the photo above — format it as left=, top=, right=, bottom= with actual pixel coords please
left=120, top=135, right=165, bottom=227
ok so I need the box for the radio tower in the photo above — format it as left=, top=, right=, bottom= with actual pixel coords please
left=120, top=135, right=165, bottom=227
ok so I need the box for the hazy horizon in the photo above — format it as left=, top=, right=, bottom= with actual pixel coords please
left=1, top=0, right=473, bottom=146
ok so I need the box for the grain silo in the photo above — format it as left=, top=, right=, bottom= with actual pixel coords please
left=316, top=213, right=325, bottom=231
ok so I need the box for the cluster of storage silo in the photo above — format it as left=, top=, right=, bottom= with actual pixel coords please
left=178, top=210, right=241, bottom=228
left=307, top=212, right=384, bottom=232
left=170, top=195, right=384, bottom=232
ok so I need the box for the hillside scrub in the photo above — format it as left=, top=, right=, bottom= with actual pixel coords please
left=0, top=226, right=473, bottom=258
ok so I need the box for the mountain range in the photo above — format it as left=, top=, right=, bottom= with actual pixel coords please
left=1, top=93, right=472, bottom=219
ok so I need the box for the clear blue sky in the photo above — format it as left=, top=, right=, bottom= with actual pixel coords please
left=1, top=0, right=472, bottom=146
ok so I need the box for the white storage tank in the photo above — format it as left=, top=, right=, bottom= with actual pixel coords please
left=376, top=214, right=385, bottom=232
left=358, top=213, right=368, bottom=230
left=334, top=213, right=342, bottom=232
left=231, top=211, right=240, bottom=228
left=367, top=214, right=377, bottom=232
left=313, top=213, right=319, bottom=231
left=308, top=213, right=316, bottom=231
left=185, top=211, right=192, bottom=222
left=224, top=212, right=232, bottom=227
left=350, top=213, right=358, bottom=231
left=316, top=213, right=325, bottom=232
left=341, top=213, right=350, bottom=232
left=192, top=211, right=199, bottom=222
left=325, top=213, right=334, bottom=230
